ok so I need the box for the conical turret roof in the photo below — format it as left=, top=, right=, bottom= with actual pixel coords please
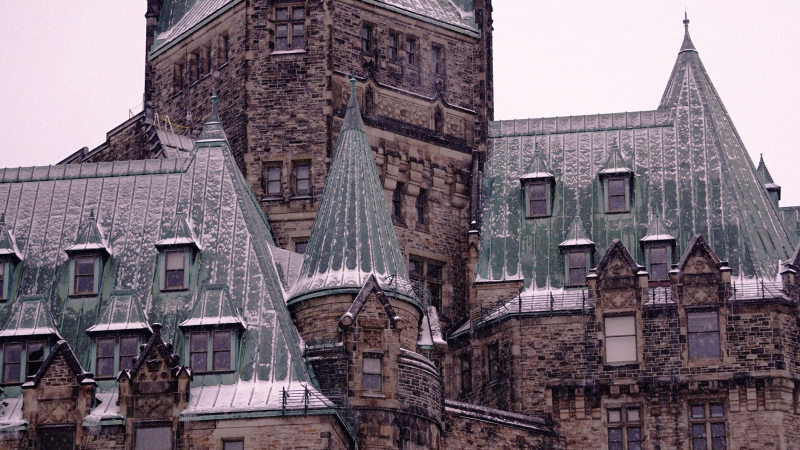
left=289, top=80, right=416, bottom=305
left=656, top=17, right=794, bottom=276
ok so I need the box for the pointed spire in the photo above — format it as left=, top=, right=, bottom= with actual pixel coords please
left=680, top=12, right=697, bottom=53
left=289, top=78, right=416, bottom=305
left=197, top=90, right=227, bottom=143
left=756, top=154, right=777, bottom=185
left=559, top=217, right=594, bottom=248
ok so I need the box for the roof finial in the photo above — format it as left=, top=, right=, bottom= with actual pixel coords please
left=679, top=10, right=697, bottom=53
left=89, top=209, right=95, bottom=220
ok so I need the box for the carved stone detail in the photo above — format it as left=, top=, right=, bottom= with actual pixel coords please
left=362, top=328, right=383, bottom=349
left=600, top=288, right=637, bottom=310
left=682, top=285, right=719, bottom=306
left=37, top=399, right=77, bottom=425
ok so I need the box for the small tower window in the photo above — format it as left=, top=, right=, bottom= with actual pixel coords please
left=361, top=23, right=374, bottom=53
left=434, top=107, right=444, bottom=134
left=275, top=6, right=305, bottom=51
left=293, top=161, right=311, bottom=196
left=415, top=189, right=427, bottom=224
left=566, top=250, right=590, bottom=287
left=172, top=62, right=184, bottom=93
left=460, top=354, right=472, bottom=394
left=647, top=246, right=669, bottom=281
left=164, top=250, right=187, bottom=290
left=74, top=255, right=98, bottom=295
left=392, top=183, right=404, bottom=219
left=365, top=87, right=375, bottom=116
left=363, top=356, right=382, bottom=390
left=219, top=33, right=230, bottom=65
left=263, top=163, right=282, bottom=198
left=431, top=44, right=444, bottom=75
left=405, top=37, right=417, bottom=66
left=607, top=178, right=628, bottom=213
left=388, top=33, right=399, bottom=60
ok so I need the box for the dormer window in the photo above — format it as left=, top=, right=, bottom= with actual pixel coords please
left=0, top=262, right=5, bottom=301
left=2, top=340, right=46, bottom=383
left=599, top=144, right=633, bottom=214
left=647, top=246, right=670, bottom=281
left=74, top=255, right=97, bottom=295
left=607, top=178, right=628, bottom=212
left=94, top=335, right=141, bottom=378
left=520, top=154, right=555, bottom=218
left=559, top=219, right=595, bottom=288
left=566, top=250, right=590, bottom=287
left=188, top=330, right=233, bottom=373
left=640, top=214, right=676, bottom=283
left=164, top=250, right=187, bottom=290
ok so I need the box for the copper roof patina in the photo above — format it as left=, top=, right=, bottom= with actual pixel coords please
left=478, top=19, right=794, bottom=291
left=289, top=80, right=417, bottom=306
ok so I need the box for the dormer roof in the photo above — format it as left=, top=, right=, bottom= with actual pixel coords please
left=0, top=215, right=21, bottom=261
left=0, top=295, right=61, bottom=339
left=65, top=210, right=110, bottom=256
left=640, top=213, right=676, bottom=244
left=86, top=290, right=151, bottom=335
left=559, top=218, right=594, bottom=248
left=179, top=284, right=244, bottom=329
left=519, top=151, right=554, bottom=181
left=598, top=142, right=632, bottom=177
left=155, top=211, right=201, bottom=250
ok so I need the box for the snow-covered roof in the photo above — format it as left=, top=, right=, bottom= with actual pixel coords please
left=0, top=295, right=61, bottom=339
left=86, top=290, right=151, bottom=335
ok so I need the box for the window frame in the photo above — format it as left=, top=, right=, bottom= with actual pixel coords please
left=1, top=340, right=48, bottom=384
left=606, top=405, right=643, bottom=450
left=646, top=245, right=671, bottom=282
left=604, top=315, right=638, bottom=364
left=690, top=402, right=727, bottom=450
left=185, top=329, right=236, bottom=373
left=431, top=43, right=445, bottom=76
left=134, top=425, right=173, bottom=450
left=262, top=162, right=283, bottom=199
left=408, top=256, right=444, bottom=312
left=405, top=36, right=418, bottom=67
left=460, top=353, right=472, bottom=394
left=415, top=189, right=427, bottom=225
left=362, top=355, right=382, bottom=391
left=160, top=248, right=190, bottom=292
left=274, top=5, right=306, bottom=52
left=604, top=176, right=631, bottom=214
left=563, top=249, right=591, bottom=287
left=93, top=334, right=141, bottom=379
left=387, top=32, right=399, bottom=61
left=293, top=238, right=309, bottom=255
left=219, top=32, right=230, bottom=66
left=487, top=342, right=500, bottom=382
left=0, top=259, right=8, bottom=301
left=687, top=310, right=722, bottom=360
left=71, top=253, right=100, bottom=297
left=222, top=439, right=244, bottom=450
left=523, top=179, right=553, bottom=218
left=392, top=182, right=404, bottom=220
left=292, top=160, right=312, bottom=197
left=172, top=61, right=184, bottom=93
left=361, top=22, right=374, bottom=54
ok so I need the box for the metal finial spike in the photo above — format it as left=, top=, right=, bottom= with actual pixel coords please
left=683, top=11, right=690, bottom=27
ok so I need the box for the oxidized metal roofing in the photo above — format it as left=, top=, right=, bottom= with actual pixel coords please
left=478, top=24, right=794, bottom=290
left=64, top=211, right=110, bottom=255
left=0, top=295, right=60, bottom=339
left=179, top=284, right=244, bottom=328
left=85, top=290, right=151, bottom=334
left=361, top=0, right=478, bottom=35
left=0, top=217, right=21, bottom=260
left=640, top=213, right=675, bottom=243
left=289, top=81, right=417, bottom=305
left=152, top=0, right=242, bottom=56
left=0, top=96, right=328, bottom=416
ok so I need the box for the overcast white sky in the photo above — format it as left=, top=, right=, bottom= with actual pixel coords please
left=1, top=2, right=799, bottom=203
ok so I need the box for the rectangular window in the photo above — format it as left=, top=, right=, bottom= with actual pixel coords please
left=96, top=337, right=116, bottom=377
left=294, top=161, right=311, bottom=196
left=460, top=354, right=472, bottom=393
left=605, top=316, right=637, bottom=363
left=164, top=250, right=186, bottom=290
left=388, top=33, right=398, bottom=60
left=687, top=311, right=721, bottom=359
left=405, top=37, right=417, bottom=66
left=275, top=6, right=305, bottom=51
left=120, top=336, right=139, bottom=371
left=263, top=163, right=282, bottom=197
left=431, top=44, right=444, bottom=75
left=74, top=255, right=96, bottom=295
left=648, top=246, right=669, bottom=281
left=487, top=343, right=500, bottom=381
left=135, top=427, right=172, bottom=450
left=219, top=33, right=230, bottom=65
left=26, top=341, right=45, bottom=378
left=39, top=426, right=76, bottom=450
left=0, top=263, right=5, bottom=300
left=294, top=239, right=308, bottom=255
left=213, top=330, right=231, bottom=371
left=566, top=251, right=588, bottom=287
left=363, top=357, right=382, bottom=390
left=528, top=182, right=548, bottom=217
left=173, top=62, right=184, bottom=92
left=607, top=178, right=628, bottom=212
left=415, top=189, right=427, bottom=224
left=691, top=403, right=726, bottom=450
left=190, top=50, right=201, bottom=83
left=392, top=183, right=404, bottom=218
left=409, top=257, right=445, bottom=312
left=190, top=332, right=208, bottom=371
left=201, top=44, right=211, bottom=76
left=2, top=343, right=21, bottom=383
left=223, top=440, right=244, bottom=450
left=361, top=23, right=373, bottom=53
left=608, top=406, right=642, bottom=450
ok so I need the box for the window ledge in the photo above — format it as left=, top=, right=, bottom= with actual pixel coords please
left=289, top=195, right=312, bottom=200
left=70, top=293, right=99, bottom=299
left=160, top=288, right=190, bottom=293
left=526, top=214, right=552, bottom=220
left=271, top=49, right=307, bottom=56
left=603, top=362, right=640, bottom=370
left=260, top=196, right=284, bottom=202
left=361, top=393, right=386, bottom=399
left=193, top=369, right=236, bottom=375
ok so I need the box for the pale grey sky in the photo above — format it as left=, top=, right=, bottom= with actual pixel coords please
left=1, top=2, right=799, bottom=203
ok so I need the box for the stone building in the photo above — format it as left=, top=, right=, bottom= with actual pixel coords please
left=7, top=2, right=800, bottom=450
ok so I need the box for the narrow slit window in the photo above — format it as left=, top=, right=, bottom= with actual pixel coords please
left=361, top=24, right=373, bottom=53
left=487, top=343, right=500, bottom=381
left=605, top=316, right=637, bottom=363
left=213, top=330, right=232, bottom=371
left=431, top=44, right=444, bottom=75
left=460, top=354, right=472, bottom=393
left=405, top=37, right=417, bottom=66
left=388, top=33, right=398, bottom=60
left=74, top=255, right=96, bottom=295
left=3, top=343, right=21, bottom=383
left=363, top=357, right=382, bottom=390
left=415, top=189, right=427, bottom=224
left=96, top=337, right=116, bottom=377
left=164, top=250, right=186, bottom=290
left=392, top=183, right=404, bottom=219
left=190, top=332, right=208, bottom=371
left=219, top=33, right=229, bottom=65
left=0, top=263, right=5, bottom=300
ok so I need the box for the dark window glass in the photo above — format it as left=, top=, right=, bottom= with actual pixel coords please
left=692, top=404, right=706, bottom=419
left=434, top=108, right=444, bottom=133
left=276, top=24, right=288, bottom=51
left=292, top=22, right=304, bottom=49
left=190, top=333, right=208, bottom=371
left=164, top=250, right=186, bottom=290
left=97, top=337, right=116, bottom=377
left=223, top=441, right=244, bottom=450
left=415, top=189, right=427, bottom=224
left=361, top=24, right=373, bottom=53
left=120, top=336, right=139, bottom=371
left=219, top=33, right=229, bottom=64
left=295, top=240, right=308, bottom=255
left=275, top=7, right=289, bottom=21
left=608, top=428, right=623, bottom=450
left=135, top=427, right=172, bottom=450
left=567, top=251, right=587, bottom=286
left=294, top=162, right=311, bottom=195
left=74, top=255, right=96, bottom=295
left=627, top=426, right=642, bottom=450
left=710, top=403, right=724, bottom=418
left=26, top=342, right=45, bottom=378
left=649, top=246, right=669, bottom=280
left=409, top=257, right=445, bottom=312
left=405, top=37, right=417, bottom=66
left=432, top=44, right=444, bottom=75
left=264, top=164, right=282, bottom=196
left=608, top=407, right=642, bottom=450
left=488, top=343, right=500, bottom=381
left=687, top=311, right=721, bottom=359
left=173, top=62, right=184, bottom=91
left=213, top=331, right=231, bottom=371
left=692, top=423, right=707, bottom=450
left=528, top=183, right=548, bottom=216
left=0, top=263, right=5, bottom=299
left=711, top=423, right=727, bottom=450
left=392, top=183, right=404, bottom=218
left=292, top=6, right=304, bottom=20
left=40, top=427, right=76, bottom=450
left=460, top=354, right=471, bottom=393
left=691, top=403, right=726, bottom=450
left=388, top=33, right=398, bottom=60
left=608, top=178, right=627, bottom=212
left=363, top=357, right=381, bottom=390
left=3, top=343, right=21, bottom=383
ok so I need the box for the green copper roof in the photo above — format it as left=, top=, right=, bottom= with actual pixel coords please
left=289, top=81, right=416, bottom=305
left=64, top=210, right=110, bottom=255
left=151, top=0, right=243, bottom=57
left=0, top=295, right=60, bottom=339
left=640, top=213, right=675, bottom=243
left=479, top=21, right=794, bottom=289
left=0, top=215, right=21, bottom=260
left=359, top=0, right=479, bottom=36
left=179, top=284, right=244, bottom=329
left=86, top=290, right=150, bottom=335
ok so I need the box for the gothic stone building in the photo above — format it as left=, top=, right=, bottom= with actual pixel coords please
left=5, top=2, right=800, bottom=449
